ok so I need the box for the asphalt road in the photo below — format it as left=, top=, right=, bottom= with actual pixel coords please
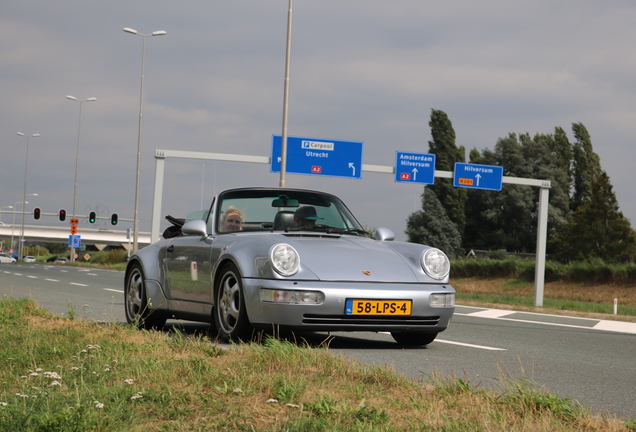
left=1, top=263, right=634, bottom=420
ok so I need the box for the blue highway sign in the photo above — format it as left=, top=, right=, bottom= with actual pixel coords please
left=394, top=152, right=436, bottom=184
left=453, top=162, right=503, bottom=191
left=68, top=235, right=81, bottom=248
left=271, top=135, right=363, bottom=179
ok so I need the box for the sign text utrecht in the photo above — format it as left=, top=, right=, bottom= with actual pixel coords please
left=271, top=135, right=363, bottom=179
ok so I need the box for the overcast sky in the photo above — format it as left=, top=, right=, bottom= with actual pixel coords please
left=3, top=1, right=636, bottom=242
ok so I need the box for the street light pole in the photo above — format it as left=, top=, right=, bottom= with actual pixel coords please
left=17, top=132, right=40, bottom=261
left=66, top=95, right=97, bottom=262
left=10, top=201, right=25, bottom=252
left=123, top=27, right=166, bottom=254
left=279, top=0, right=293, bottom=188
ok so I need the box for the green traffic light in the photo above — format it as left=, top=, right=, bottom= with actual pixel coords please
left=89, top=211, right=96, bottom=223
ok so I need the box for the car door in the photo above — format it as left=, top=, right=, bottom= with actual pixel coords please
left=164, top=234, right=214, bottom=304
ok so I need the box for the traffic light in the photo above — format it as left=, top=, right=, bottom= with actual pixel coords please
left=33, top=208, right=41, bottom=220
left=59, top=209, right=66, bottom=221
left=110, top=213, right=118, bottom=225
left=89, top=211, right=96, bottom=223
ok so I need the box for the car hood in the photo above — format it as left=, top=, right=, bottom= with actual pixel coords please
left=281, top=233, right=423, bottom=283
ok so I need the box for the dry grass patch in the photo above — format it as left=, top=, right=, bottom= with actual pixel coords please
left=1, top=298, right=633, bottom=431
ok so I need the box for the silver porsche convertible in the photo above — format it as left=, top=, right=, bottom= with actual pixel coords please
left=124, top=187, right=455, bottom=346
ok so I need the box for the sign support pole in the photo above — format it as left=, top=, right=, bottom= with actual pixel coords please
left=279, top=0, right=293, bottom=187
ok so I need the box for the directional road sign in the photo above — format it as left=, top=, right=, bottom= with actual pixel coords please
left=394, top=152, right=436, bottom=184
left=271, top=135, right=363, bottom=179
left=453, top=162, right=503, bottom=191
left=68, top=235, right=81, bottom=248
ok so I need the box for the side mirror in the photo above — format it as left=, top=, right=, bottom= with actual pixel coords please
left=181, top=219, right=208, bottom=240
left=376, top=227, right=395, bottom=241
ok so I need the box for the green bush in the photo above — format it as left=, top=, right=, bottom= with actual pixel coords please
left=89, top=250, right=128, bottom=266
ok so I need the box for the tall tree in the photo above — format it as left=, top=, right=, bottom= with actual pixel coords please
left=406, top=188, right=463, bottom=258
left=571, top=122, right=602, bottom=212
left=427, top=109, right=467, bottom=236
left=463, top=132, right=571, bottom=253
left=551, top=172, right=636, bottom=262
left=526, top=132, right=571, bottom=246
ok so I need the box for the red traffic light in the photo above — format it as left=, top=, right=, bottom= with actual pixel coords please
left=33, top=207, right=41, bottom=220
left=59, top=209, right=66, bottom=221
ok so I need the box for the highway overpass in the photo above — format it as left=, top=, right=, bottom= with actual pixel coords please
left=0, top=223, right=151, bottom=251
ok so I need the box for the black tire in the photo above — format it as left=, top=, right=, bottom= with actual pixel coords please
left=213, top=263, right=252, bottom=342
left=125, top=263, right=167, bottom=330
left=391, top=331, right=438, bottom=346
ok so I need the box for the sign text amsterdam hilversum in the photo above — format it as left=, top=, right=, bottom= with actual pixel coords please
left=394, top=152, right=436, bottom=184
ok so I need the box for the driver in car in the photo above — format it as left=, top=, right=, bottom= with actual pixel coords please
left=294, top=206, right=321, bottom=227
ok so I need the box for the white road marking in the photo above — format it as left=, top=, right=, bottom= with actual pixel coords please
left=435, top=339, right=506, bottom=351
left=104, top=288, right=124, bottom=293
left=456, top=307, right=636, bottom=335
left=45, top=279, right=59, bottom=282
left=70, top=283, right=88, bottom=287
left=465, top=309, right=515, bottom=319
left=593, top=320, right=636, bottom=334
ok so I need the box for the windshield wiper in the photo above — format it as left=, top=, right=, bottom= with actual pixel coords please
left=286, top=225, right=368, bottom=236
left=339, top=228, right=368, bottom=236
left=287, top=224, right=334, bottom=233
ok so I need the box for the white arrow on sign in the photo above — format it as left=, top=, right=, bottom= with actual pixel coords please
left=475, top=173, right=482, bottom=186
left=348, top=162, right=356, bottom=176
left=412, top=168, right=418, bottom=181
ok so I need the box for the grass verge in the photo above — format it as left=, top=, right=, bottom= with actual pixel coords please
left=453, top=277, right=636, bottom=320
left=1, top=298, right=633, bottom=431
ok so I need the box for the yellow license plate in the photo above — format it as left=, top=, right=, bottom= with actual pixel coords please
left=346, top=300, right=412, bottom=315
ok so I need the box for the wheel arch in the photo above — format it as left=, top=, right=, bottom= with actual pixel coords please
left=125, top=257, right=169, bottom=310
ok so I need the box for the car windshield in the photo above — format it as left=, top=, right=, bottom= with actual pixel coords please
left=215, top=189, right=366, bottom=235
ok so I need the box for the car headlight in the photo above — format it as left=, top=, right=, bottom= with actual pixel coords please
left=421, top=248, right=450, bottom=280
left=270, top=243, right=300, bottom=276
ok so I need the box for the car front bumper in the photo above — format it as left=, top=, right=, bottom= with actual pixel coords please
left=242, top=278, right=455, bottom=333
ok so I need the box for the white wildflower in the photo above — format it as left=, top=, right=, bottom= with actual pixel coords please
left=44, top=372, right=62, bottom=380
left=266, top=398, right=279, bottom=403
left=124, top=379, right=134, bottom=385
left=130, top=392, right=143, bottom=401
left=94, top=401, right=104, bottom=409
left=50, top=381, right=62, bottom=387
left=233, top=388, right=243, bottom=393
left=0, top=402, right=7, bottom=407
